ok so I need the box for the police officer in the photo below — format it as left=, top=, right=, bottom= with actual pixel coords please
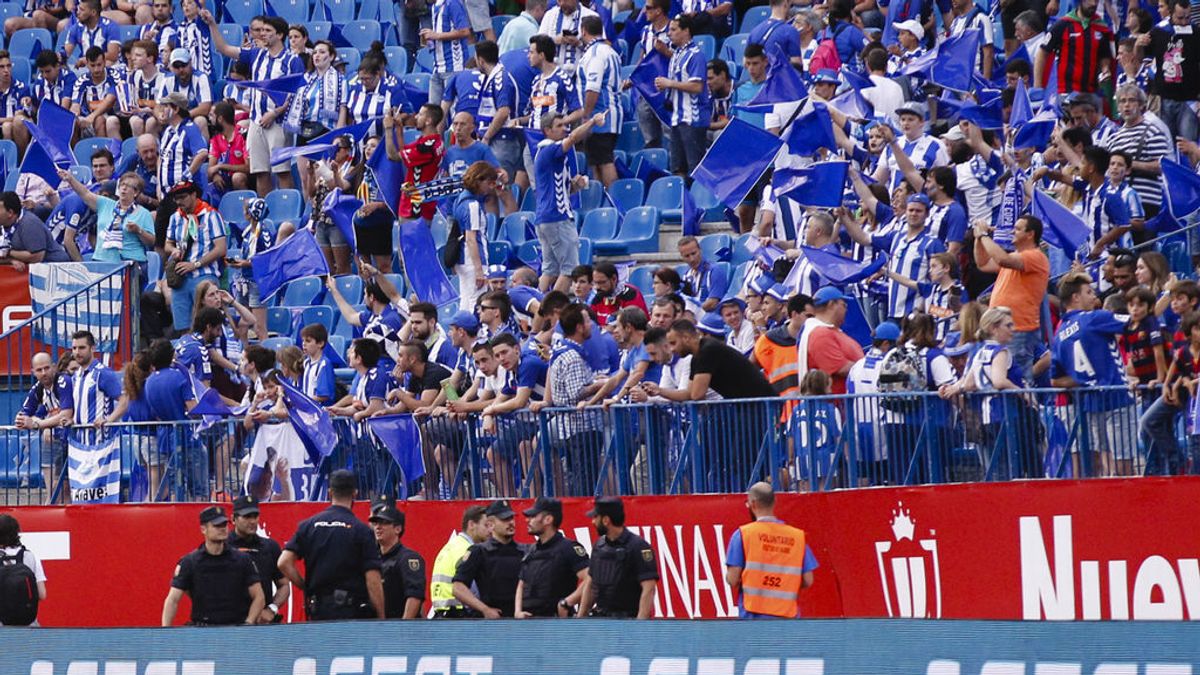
left=515, top=497, right=590, bottom=618
left=228, top=496, right=290, bottom=624
left=369, top=501, right=426, bottom=619
left=430, top=504, right=489, bottom=618
left=277, top=470, right=385, bottom=620
left=724, top=482, right=817, bottom=619
left=161, top=506, right=265, bottom=626
left=452, top=500, right=527, bottom=618
left=577, top=497, right=659, bottom=618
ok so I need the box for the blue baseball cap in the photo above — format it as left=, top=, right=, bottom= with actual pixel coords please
left=485, top=264, right=508, bottom=280
left=448, top=310, right=479, bottom=334
left=766, top=284, right=790, bottom=302
left=874, top=320, right=901, bottom=342
left=812, top=286, right=852, bottom=307
left=697, top=312, right=728, bottom=336
left=813, top=68, right=840, bottom=85
left=906, top=193, right=932, bottom=209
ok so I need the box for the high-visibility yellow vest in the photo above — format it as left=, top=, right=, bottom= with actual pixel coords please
left=430, top=533, right=473, bottom=613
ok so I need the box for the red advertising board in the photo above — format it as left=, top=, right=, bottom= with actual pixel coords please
left=0, top=266, right=33, bottom=376
left=8, top=477, right=1200, bottom=627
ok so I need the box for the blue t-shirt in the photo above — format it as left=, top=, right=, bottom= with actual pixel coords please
left=533, top=139, right=573, bottom=224
left=443, top=141, right=499, bottom=179
left=503, top=354, right=548, bottom=401
left=441, top=70, right=483, bottom=118
left=144, top=367, right=194, bottom=421
left=302, top=355, right=336, bottom=403
left=584, top=328, right=621, bottom=374
left=725, top=519, right=819, bottom=619
left=1051, top=309, right=1133, bottom=412
left=623, top=342, right=662, bottom=388
left=747, top=19, right=801, bottom=61
left=352, top=365, right=393, bottom=403
left=174, top=332, right=212, bottom=383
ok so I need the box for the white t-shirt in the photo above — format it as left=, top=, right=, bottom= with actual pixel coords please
left=863, top=74, right=905, bottom=120
left=1, top=546, right=45, bottom=582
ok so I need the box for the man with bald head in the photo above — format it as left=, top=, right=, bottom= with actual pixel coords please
left=724, top=481, right=817, bottom=619
left=15, top=352, right=75, bottom=502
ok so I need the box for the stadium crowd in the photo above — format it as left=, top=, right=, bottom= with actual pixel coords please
left=3, top=0, right=1200, bottom=504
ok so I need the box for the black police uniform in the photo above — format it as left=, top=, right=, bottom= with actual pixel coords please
left=228, top=531, right=284, bottom=609
left=589, top=529, right=658, bottom=617
left=452, top=537, right=527, bottom=617
left=380, top=542, right=426, bottom=618
left=519, top=531, right=590, bottom=617
left=169, top=544, right=259, bottom=625
left=284, top=504, right=382, bottom=620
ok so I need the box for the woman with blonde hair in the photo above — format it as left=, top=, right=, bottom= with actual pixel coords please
left=191, top=279, right=255, bottom=401
left=451, top=161, right=503, bottom=311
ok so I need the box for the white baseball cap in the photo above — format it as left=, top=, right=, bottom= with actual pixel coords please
left=894, top=19, right=925, bottom=41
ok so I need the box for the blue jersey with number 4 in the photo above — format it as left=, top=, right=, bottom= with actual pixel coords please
left=1050, top=309, right=1132, bottom=411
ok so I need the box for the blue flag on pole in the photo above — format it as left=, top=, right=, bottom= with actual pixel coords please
left=691, top=118, right=783, bottom=211
left=629, top=50, right=671, bottom=125
left=841, top=68, right=874, bottom=92
left=797, top=244, right=887, bottom=284
left=736, top=48, right=808, bottom=112
left=324, top=188, right=364, bottom=252
left=367, top=414, right=425, bottom=482
left=901, top=29, right=980, bottom=93
left=1031, top=189, right=1089, bottom=255
left=958, top=97, right=1003, bottom=130
left=31, top=99, right=75, bottom=165
left=781, top=103, right=836, bottom=157
left=251, top=228, right=331, bottom=300
left=771, top=161, right=849, bottom=208
left=1162, top=158, right=1200, bottom=219
left=236, top=73, right=309, bottom=94
left=1012, top=109, right=1058, bottom=151
left=682, top=186, right=702, bottom=236
left=278, top=375, right=338, bottom=465
left=1010, top=76, right=1034, bottom=129
left=328, top=22, right=354, bottom=49
left=367, top=129, right=405, bottom=219
left=270, top=142, right=339, bottom=166
left=400, top=219, right=458, bottom=306
left=310, top=116, right=382, bottom=147
left=828, top=87, right=873, bottom=120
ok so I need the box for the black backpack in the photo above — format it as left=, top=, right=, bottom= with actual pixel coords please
left=0, top=546, right=39, bottom=625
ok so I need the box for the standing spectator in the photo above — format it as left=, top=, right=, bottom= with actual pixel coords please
left=159, top=48, right=213, bottom=138
left=533, top=113, right=603, bottom=291
left=123, top=41, right=165, bottom=139
left=656, top=14, right=710, bottom=186
left=747, top=0, right=802, bottom=68
left=861, top=48, right=905, bottom=120
left=1121, top=287, right=1168, bottom=387
left=424, top=0, right=473, bottom=104
left=1139, top=0, right=1200, bottom=142
left=524, top=34, right=579, bottom=181
left=538, top=0, right=598, bottom=73
left=1140, top=311, right=1200, bottom=475
left=70, top=329, right=124, bottom=445
left=0, top=192, right=71, bottom=270
left=341, top=56, right=404, bottom=136
left=943, top=0, right=994, bottom=79
left=475, top=41, right=524, bottom=184
left=154, top=91, right=209, bottom=243
left=176, top=0, right=213, bottom=75
left=288, top=40, right=346, bottom=199
left=630, top=0, right=670, bottom=150
left=131, top=134, right=162, bottom=214
left=797, top=287, right=866, bottom=395
left=138, top=0, right=178, bottom=60
left=326, top=278, right=405, bottom=371
left=0, top=514, right=47, bottom=626
left=1101, top=84, right=1171, bottom=223
left=499, top=0, right=548, bottom=54
left=871, top=105, right=948, bottom=193
left=206, top=101, right=250, bottom=199
left=530, top=304, right=603, bottom=473
left=816, top=0, right=865, bottom=69
left=163, top=180, right=226, bottom=334
left=974, top=215, right=1049, bottom=382
left=383, top=105, right=446, bottom=225
left=575, top=16, right=622, bottom=188
left=204, top=11, right=302, bottom=196
left=450, top=161, right=500, bottom=312
left=1035, top=0, right=1114, bottom=96
left=57, top=169, right=154, bottom=281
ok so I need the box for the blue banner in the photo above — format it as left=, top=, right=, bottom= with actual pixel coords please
left=278, top=374, right=338, bottom=466
left=367, top=413, right=425, bottom=482
left=251, top=228, right=331, bottom=300
left=1162, top=157, right=1200, bottom=219
left=691, top=118, right=783, bottom=211
left=5, top=619, right=1200, bottom=672
left=629, top=50, right=671, bottom=126
left=399, top=219, right=458, bottom=307
left=28, top=261, right=125, bottom=354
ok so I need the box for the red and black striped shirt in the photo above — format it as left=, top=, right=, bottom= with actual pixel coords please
left=1042, top=13, right=1115, bottom=95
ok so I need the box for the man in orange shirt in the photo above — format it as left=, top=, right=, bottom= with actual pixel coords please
left=797, top=287, right=865, bottom=395
left=973, top=215, right=1050, bottom=381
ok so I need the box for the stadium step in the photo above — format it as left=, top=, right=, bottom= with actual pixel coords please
left=594, top=220, right=733, bottom=267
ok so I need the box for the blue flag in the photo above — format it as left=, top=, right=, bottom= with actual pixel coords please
left=1162, top=158, right=1200, bottom=219
left=771, top=161, right=849, bottom=208
left=278, top=374, right=338, bottom=465
left=399, top=219, right=458, bottom=306
left=236, top=73, right=309, bottom=95
left=629, top=50, right=671, bottom=125
left=781, top=103, right=836, bottom=157
left=1144, top=209, right=1181, bottom=234
left=367, top=414, right=425, bottom=482
left=263, top=0, right=279, bottom=16
left=251, top=228, right=331, bottom=300
left=692, top=118, right=783, bottom=211
left=324, top=188, right=363, bottom=252
left=736, top=48, right=808, bottom=112
left=842, top=68, right=874, bottom=92
left=367, top=129, right=405, bottom=219
left=27, top=38, right=43, bottom=60
left=828, top=87, right=872, bottom=120
left=1010, top=76, right=1034, bottom=130
left=901, top=29, right=980, bottom=93
left=31, top=100, right=75, bottom=165
left=1031, top=189, right=1089, bottom=255
left=328, top=22, right=354, bottom=49
left=270, top=142, right=339, bottom=166
left=310, top=116, right=382, bottom=147
left=19, top=139, right=61, bottom=189
left=315, top=0, right=332, bottom=21
left=958, top=97, right=1003, bottom=130
left=682, top=187, right=702, bottom=236
left=1012, top=109, right=1058, bottom=151
left=797, top=244, right=887, bottom=284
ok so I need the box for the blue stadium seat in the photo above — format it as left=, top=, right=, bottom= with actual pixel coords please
left=307, top=21, right=331, bottom=41
left=577, top=180, right=605, bottom=213
left=700, top=233, right=733, bottom=262
left=492, top=14, right=514, bottom=36
left=516, top=240, right=540, bottom=269
left=281, top=276, right=324, bottom=307
left=217, top=22, right=244, bottom=49
left=266, top=307, right=292, bottom=337
left=0, top=3, right=23, bottom=22
left=269, top=0, right=308, bottom=24
left=358, top=0, right=379, bottom=20
left=1163, top=241, right=1191, bottom=277
left=403, top=127, right=422, bottom=144
left=724, top=261, right=749, bottom=300
left=0, top=434, right=42, bottom=489
left=265, top=189, right=302, bottom=222
left=73, top=137, right=113, bottom=166
left=720, top=32, right=749, bottom=62
left=384, top=46, right=408, bottom=75
left=694, top=34, right=716, bottom=60
left=383, top=273, right=406, bottom=298
left=331, top=313, right=355, bottom=342
left=336, top=48, right=361, bottom=72
left=404, top=72, right=431, bottom=100
left=645, top=176, right=682, bottom=222
left=334, top=274, right=363, bottom=304
left=731, top=233, right=755, bottom=266
left=300, top=305, right=335, bottom=331
left=218, top=190, right=257, bottom=226
left=261, top=336, right=294, bottom=352
left=501, top=211, right=535, bottom=245
left=69, top=165, right=92, bottom=184
left=118, top=24, right=140, bottom=42
left=487, top=241, right=512, bottom=266
left=578, top=237, right=593, bottom=263
left=616, top=122, right=643, bottom=157
left=739, top=5, right=770, bottom=34
left=315, top=0, right=356, bottom=22
left=519, top=186, right=537, bottom=212
left=413, top=48, right=434, bottom=73
left=328, top=335, right=346, bottom=360
left=9, top=29, right=52, bottom=62
left=634, top=147, right=669, bottom=173
left=627, top=265, right=655, bottom=295
left=608, top=178, right=644, bottom=214
left=343, top=20, right=381, bottom=52
left=690, top=180, right=723, bottom=220
left=430, top=212, right=450, bottom=246
left=0, top=139, right=17, bottom=174
left=580, top=208, right=619, bottom=241
left=10, top=56, right=28, bottom=88
left=606, top=206, right=660, bottom=255
left=222, top=0, right=262, bottom=24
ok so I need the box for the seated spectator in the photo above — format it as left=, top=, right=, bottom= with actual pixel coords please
left=192, top=279, right=255, bottom=399
left=1140, top=311, right=1200, bottom=476
left=160, top=48, right=213, bottom=138
left=570, top=264, right=595, bottom=304
left=0, top=191, right=71, bottom=271
left=163, top=180, right=226, bottom=333
left=329, top=338, right=394, bottom=423
left=1121, top=287, right=1168, bottom=387
left=326, top=276, right=405, bottom=371
left=31, top=49, right=76, bottom=113
left=591, top=262, right=648, bottom=329
left=678, top=236, right=728, bottom=313
left=4, top=0, right=69, bottom=38
left=70, top=46, right=119, bottom=139
left=797, top=287, right=865, bottom=396
left=63, top=0, right=121, bottom=67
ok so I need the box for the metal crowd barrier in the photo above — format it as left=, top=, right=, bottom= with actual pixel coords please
left=0, top=385, right=1190, bottom=505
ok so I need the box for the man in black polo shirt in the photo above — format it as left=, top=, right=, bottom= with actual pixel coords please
left=578, top=497, right=658, bottom=618
left=452, top=500, right=527, bottom=618
left=227, top=496, right=290, bottom=624
left=278, top=470, right=385, bottom=621
left=369, top=500, right=426, bottom=619
left=384, top=341, right=454, bottom=414
left=161, top=506, right=264, bottom=626
left=515, top=497, right=590, bottom=618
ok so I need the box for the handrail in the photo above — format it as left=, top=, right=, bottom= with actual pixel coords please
left=0, top=261, right=130, bottom=340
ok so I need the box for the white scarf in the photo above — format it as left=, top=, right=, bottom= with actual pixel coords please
left=796, top=315, right=835, bottom=381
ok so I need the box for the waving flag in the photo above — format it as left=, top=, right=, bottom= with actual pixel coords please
left=1012, top=108, right=1058, bottom=151
left=368, top=414, right=425, bottom=482
left=828, top=87, right=873, bottom=120
left=1162, top=158, right=1200, bottom=219
left=958, top=97, right=1003, bottom=130
left=629, top=50, right=671, bottom=125
left=682, top=187, right=702, bottom=236
left=692, top=118, right=783, bottom=210
left=278, top=375, right=338, bottom=465
left=368, top=128, right=405, bottom=218
left=270, top=142, right=338, bottom=166
left=736, top=47, right=808, bottom=112
left=771, top=160, right=849, bottom=208
left=1010, top=76, right=1034, bottom=130
left=236, top=73, right=308, bottom=94
left=842, top=68, right=874, bottom=92
left=797, top=244, right=887, bottom=284
left=781, top=103, right=836, bottom=157
left=328, top=23, right=354, bottom=49
left=400, top=219, right=458, bottom=306
left=901, top=29, right=980, bottom=93
left=324, top=188, right=364, bottom=252
left=744, top=236, right=787, bottom=268
left=307, top=116, right=382, bottom=147
left=251, top=228, right=331, bottom=300
left=1031, top=190, right=1089, bottom=255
